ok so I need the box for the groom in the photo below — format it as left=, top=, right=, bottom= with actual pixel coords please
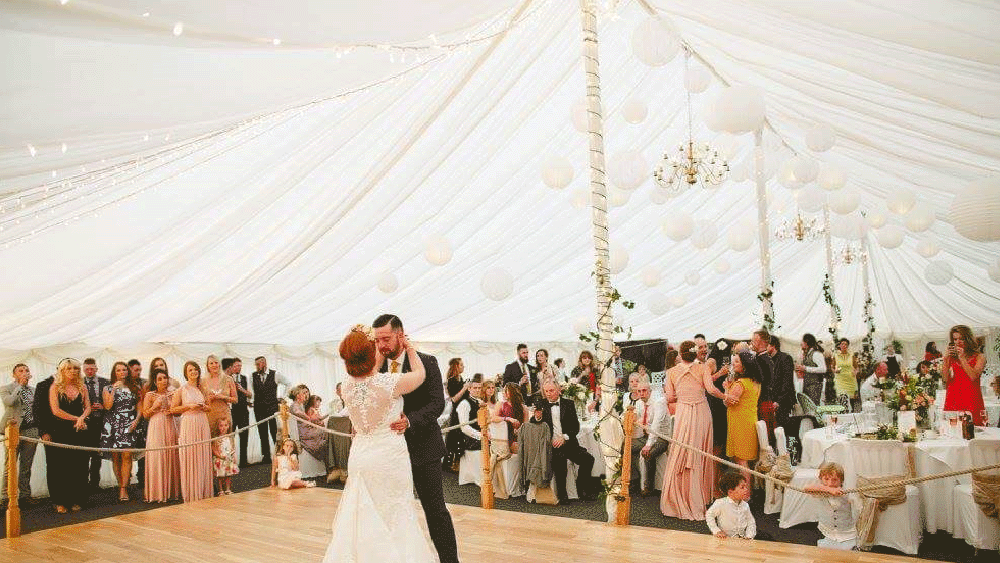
left=374, top=314, right=460, bottom=563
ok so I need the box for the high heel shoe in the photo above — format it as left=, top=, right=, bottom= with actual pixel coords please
left=119, top=490, right=129, bottom=502
left=55, top=505, right=68, bottom=514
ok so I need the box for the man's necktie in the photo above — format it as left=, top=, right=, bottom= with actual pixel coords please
left=522, top=364, right=531, bottom=395
left=642, top=404, right=648, bottom=426
left=390, top=360, right=400, bottom=373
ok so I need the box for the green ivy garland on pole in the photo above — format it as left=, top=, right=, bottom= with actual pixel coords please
left=859, top=295, right=877, bottom=373
left=757, top=281, right=776, bottom=332
left=822, top=274, right=842, bottom=341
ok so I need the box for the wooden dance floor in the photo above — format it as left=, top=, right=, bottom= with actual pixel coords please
left=0, top=488, right=937, bottom=563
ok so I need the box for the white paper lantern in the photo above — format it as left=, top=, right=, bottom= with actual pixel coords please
left=377, top=272, right=398, bottom=294
left=778, top=158, right=802, bottom=190
left=609, top=244, right=629, bottom=274
left=541, top=156, right=574, bottom=189
left=791, top=155, right=819, bottom=183
left=621, top=98, right=648, bottom=124
left=988, top=259, right=1000, bottom=283
left=571, top=188, right=589, bottom=209
left=714, top=258, right=731, bottom=274
left=876, top=224, right=905, bottom=249
left=609, top=188, right=631, bottom=208
left=867, top=211, right=887, bottom=229
left=424, top=236, right=453, bottom=265
left=727, top=219, right=756, bottom=251
left=608, top=150, right=648, bottom=190
left=924, top=260, right=954, bottom=286
left=684, top=270, right=701, bottom=286
left=713, top=133, right=741, bottom=161
left=650, top=188, right=670, bottom=205
left=668, top=294, right=688, bottom=308
left=712, top=86, right=766, bottom=134
left=641, top=266, right=662, bottom=288
left=817, top=164, right=846, bottom=191
left=663, top=212, right=694, bottom=241
left=831, top=214, right=868, bottom=241
left=828, top=186, right=860, bottom=215
left=573, top=317, right=591, bottom=337
left=904, top=202, right=935, bottom=233
left=481, top=268, right=514, bottom=301
left=571, top=98, right=589, bottom=133
left=702, top=96, right=726, bottom=133
left=795, top=184, right=826, bottom=213
left=886, top=188, right=916, bottom=214
left=684, top=64, right=711, bottom=93
left=804, top=124, right=835, bottom=152
left=649, top=294, right=672, bottom=316
left=690, top=220, right=718, bottom=249
left=915, top=235, right=940, bottom=258
left=949, top=177, right=1000, bottom=242
left=630, top=17, right=680, bottom=67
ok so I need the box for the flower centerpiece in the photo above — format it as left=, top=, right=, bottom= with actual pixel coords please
left=884, top=370, right=935, bottom=430
left=562, top=380, right=591, bottom=418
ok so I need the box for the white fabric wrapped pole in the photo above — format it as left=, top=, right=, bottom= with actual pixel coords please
left=823, top=206, right=838, bottom=335
left=753, top=130, right=774, bottom=326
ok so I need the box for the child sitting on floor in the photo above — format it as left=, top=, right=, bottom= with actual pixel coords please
left=271, top=438, right=316, bottom=490
left=804, top=462, right=857, bottom=550
left=706, top=471, right=756, bottom=539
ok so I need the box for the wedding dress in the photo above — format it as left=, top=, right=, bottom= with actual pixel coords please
left=322, top=371, right=438, bottom=563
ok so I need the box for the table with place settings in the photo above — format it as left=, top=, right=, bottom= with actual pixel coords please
left=801, top=425, right=1000, bottom=533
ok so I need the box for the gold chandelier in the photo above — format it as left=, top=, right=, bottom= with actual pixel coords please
left=775, top=212, right=825, bottom=242
left=835, top=243, right=867, bottom=265
left=653, top=51, right=728, bottom=193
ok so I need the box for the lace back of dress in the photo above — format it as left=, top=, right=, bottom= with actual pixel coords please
left=343, top=372, right=401, bottom=435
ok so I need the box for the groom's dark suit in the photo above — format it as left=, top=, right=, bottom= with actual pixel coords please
left=380, top=351, right=459, bottom=563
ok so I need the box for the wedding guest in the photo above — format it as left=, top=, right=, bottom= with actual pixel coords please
left=611, top=345, right=634, bottom=392
left=804, top=462, right=857, bottom=550
left=127, top=358, right=148, bottom=489
left=571, top=351, right=599, bottom=395
left=148, top=357, right=180, bottom=391
left=330, top=382, right=345, bottom=414
left=212, top=418, right=239, bottom=495
left=942, top=325, right=987, bottom=425
left=796, top=334, right=826, bottom=404
left=503, top=344, right=538, bottom=399
left=883, top=344, right=902, bottom=380
left=483, top=380, right=510, bottom=499
left=31, top=369, right=56, bottom=508
left=540, top=380, right=596, bottom=503
left=251, top=356, right=291, bottom=465
left=661, top=341, right=727, bottom=520
left=101, top=361, right=143, bottom=502
left=1, top=364, right=37, bottom=507
left=499, top=383, right=527, bottom=454
left=553, top=358, right=567, bottom=383
left=292, top=392, right=329, bottom=466
left=916, top=360, right=933, bottom=378
left=445, top=358, right=468, bottom=405
left=202, top=355, right=236, bottom=438
left=142, top=369, right=180, bottom=503
left=724, top=352, right=761, bottom=481
left=832, top=339, right=860, bottom=411
left=536, top=349, right=555, bottom=386
left=766, top=336, right=796, bottom=437
left=81, top=358, right=108, bottom=491
left=860, top=362, right=888, bottom=403
left=705, top=339, right=730, bottom=454
left=271, top=438, right=315, bottom=489
left=639, top=380, right=670, bottom=496
left=925, top=342, right=942, bottom=362
left=750, top=329, right=774, bottom=412
left=47, top=358, right=91, bottom=513
left=127, top=359, right=143, bottom=387
left=628, top=380, right=650, bottom=490
left=223, top=357, right=252, bottom=467
left=449, top=374, right=483, bottom=469
left=172, top=361, right=213, bottom=502
left=705, top=472, right=755, bottom=539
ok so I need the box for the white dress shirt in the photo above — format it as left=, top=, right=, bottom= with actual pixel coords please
left=705, top=496, right=756, bottom=538
left=859, top=373, right=879, bottom=402
left=802, top=350, right=827, bottom=374
left=549, top=401, right=568, bottom=441
left=626, top=392, right=646, bottom=439
left=645, top=396, right=669, bottom=447
left=456, top=400, right=482, bottom=440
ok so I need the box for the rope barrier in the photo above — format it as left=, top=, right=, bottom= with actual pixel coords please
left=17, top=413, right=279, bottom=454
left=636, top=421, right=1000, bottom=496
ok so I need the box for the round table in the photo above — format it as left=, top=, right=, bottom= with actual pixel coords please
left=578, top=417, right=605, bottom=477
left=801, top=426, right=1000, bottom=533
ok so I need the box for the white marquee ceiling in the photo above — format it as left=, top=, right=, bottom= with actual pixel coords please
left=1, top=0, right=998, bottom=350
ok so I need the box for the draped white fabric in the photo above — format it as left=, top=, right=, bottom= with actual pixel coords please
left=1, top=0, right=998, bottom=353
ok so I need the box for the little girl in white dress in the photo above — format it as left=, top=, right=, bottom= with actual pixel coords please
left=271, top=438, right=315, bottom=490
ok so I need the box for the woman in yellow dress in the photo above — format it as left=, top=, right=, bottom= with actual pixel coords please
left=833, top=338, right=859, bottom=411
left=724, top=351, right=761, bottom=480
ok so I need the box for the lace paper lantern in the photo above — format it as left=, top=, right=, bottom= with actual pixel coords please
left=481, top=268, right=514, bottom=301
left=949, top=177, right=1000, bottom=242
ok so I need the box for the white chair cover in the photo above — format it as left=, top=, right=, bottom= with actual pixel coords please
left=774, top=426, right=789, bottom=457
left=952, top=438, right=1000, bottom=551
left=850, top=439, right=923, bottom=555
left=765, top=427, right=789, bottom=514
left=457, top=450, right=527, bottom=498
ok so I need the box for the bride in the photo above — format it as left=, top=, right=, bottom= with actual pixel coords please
left=323, top=325, right=438, bottom=562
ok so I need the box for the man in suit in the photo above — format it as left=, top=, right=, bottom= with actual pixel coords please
left=539, top=380, right=596, bottom=503
left=2, top=364, right=39, bottom=507
left=766, top=336, right=796, bottom=440
left=502, top=344, right=538, bottom=400
left=750, top=329, right=775, bottom=412
left=638, top=381, right=670, bottom=496
left=31, top=371, right=56, bottom=508
left=224, top=357, right=252, bottom=467
left=81, top=358, right=109, bottom=490
left=374, top=314, right=459, bottom=563
left=251, top=356, right=290, bottom=465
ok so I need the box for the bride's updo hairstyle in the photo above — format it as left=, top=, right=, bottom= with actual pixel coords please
left=678, top=340, right=698, bottom=363
left=340, top=328, right=376, bottom=377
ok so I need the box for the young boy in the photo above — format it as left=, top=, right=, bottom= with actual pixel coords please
left=804, top=462, right=857, bottom=550
left=706, top=471, right=756, bottom=539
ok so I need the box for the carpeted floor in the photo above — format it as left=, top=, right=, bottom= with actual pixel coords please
left=2, top=463, right=994, bottom=563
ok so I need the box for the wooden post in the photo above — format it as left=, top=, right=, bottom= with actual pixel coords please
left=477, top=402, right=494, bottom=509
left=5, top=420, right=21, bottom=538
left=279, top=401, right=289, bottom=443
left=616, top=406, right=635, bottom=526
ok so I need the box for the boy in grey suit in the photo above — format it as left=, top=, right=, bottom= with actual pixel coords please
left=1, top=363, right=38, bottom=506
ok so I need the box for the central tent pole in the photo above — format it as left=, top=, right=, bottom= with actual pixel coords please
left=823, top=205, right=839, bottom=339
left=579, top=0, right=626, bottom=524
left=753, top=131, right=774, bottom=330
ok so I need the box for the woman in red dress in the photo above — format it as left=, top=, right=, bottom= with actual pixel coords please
left=942, top=325, right=987, bottom=425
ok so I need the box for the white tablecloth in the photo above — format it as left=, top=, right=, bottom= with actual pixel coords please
left=578, top=417, right=605, bottom=477
left=801, top=426, right=1000, bottom=533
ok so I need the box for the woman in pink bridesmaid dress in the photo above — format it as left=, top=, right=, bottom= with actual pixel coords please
left=660, top=341, right=728, bottom=520
left=143, top=369, right=181, bottom=502
left=171, top=361, right=214, bottom=502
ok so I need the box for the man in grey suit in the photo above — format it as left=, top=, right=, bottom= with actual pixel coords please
left=1, top=363, right=38, bottom=507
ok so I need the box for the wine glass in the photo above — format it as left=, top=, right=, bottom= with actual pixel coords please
left=947, top=412, right=959, bottom=438
left=830, top=414, right=839, bottom=434
left=979, top=409, right=989, bottom=428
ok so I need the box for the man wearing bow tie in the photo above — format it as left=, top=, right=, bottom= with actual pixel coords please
left=539, top=380, right=596, bottom=503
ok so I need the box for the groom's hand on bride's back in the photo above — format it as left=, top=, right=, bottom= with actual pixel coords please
left=390, top=413, right=409, bottom=434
